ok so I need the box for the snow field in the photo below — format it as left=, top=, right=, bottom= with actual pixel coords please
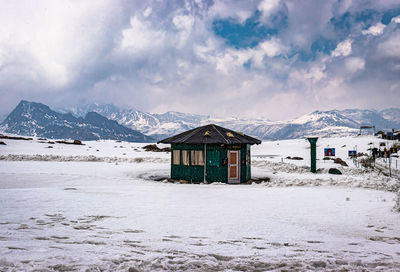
left=0, top=135, right=399, bottom=271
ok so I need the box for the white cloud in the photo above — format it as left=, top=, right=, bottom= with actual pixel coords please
left=315, top=78, right=346, bottom=100
left=377, top=32, right=400, bottom=58
left=213, top=48, right=251, bottom=74
left=304, top=65, right=327, bottom=83
left=244, top=38, right=287, bottom=68
left=143, top=7, right=152, bottom=17
left=281, top=1, right=335, bottom=49
left=173, top=14, right=194, bottom=31
left=362, top=22, right=386, bottom=36
left=121, top=16, right=166, bottom=53
left=0, top=0, right=123, bottom=88
left=336, top=0, right=353, bottom=14
left=392, top=16, right=400, bottom=24
left=172, top=14, right=195, bottom=48
left=345, top=57, right=365, bottom=73
left=194, top=39, right=219, bottom=62
left=208, top=1, right=254, bottom=23
left=1, top=0, right=400, bottom=120
left=331, top=39, right=353, bottom=57
left=258, top=0, right=280, bottom=21
left=207, top=37, right=287, bottom=72
left=259, top=38, right=285, bottom=57
left=390, top=83, right=400, bottom=93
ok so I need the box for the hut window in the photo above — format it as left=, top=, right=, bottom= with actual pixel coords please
left=172, top=150, right=181, bottom=165
left=182, top=150, right=190, bottom=165
left=191, top=150, right=204, bottom=166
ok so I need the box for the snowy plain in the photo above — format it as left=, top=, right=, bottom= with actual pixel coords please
left=0, top=135, right=400, bottom=271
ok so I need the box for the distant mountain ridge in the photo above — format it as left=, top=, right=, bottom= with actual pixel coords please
left=60, top=103, right=400, bottom=140
left=0, top=101, right=154, bottom=142
left=59, top=104, right=209, bottom=140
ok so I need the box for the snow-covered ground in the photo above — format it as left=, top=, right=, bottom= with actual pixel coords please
left=0, top=135, right=400, bottom=271
left=252, top=136, right=400, bottom=191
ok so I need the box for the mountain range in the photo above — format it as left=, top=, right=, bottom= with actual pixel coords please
left=60, top=103, right=400, bottom=140
left=1, top=100, right=399, bottom=142
left=0, top=100, right=154, bottom=142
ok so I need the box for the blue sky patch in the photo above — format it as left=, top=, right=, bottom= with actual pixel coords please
left=212, top=11, right=280, bottom=49
left=311, top=37, right=337, bottom=56
left=382, top=8, right=400, bottom=25
left=354, top=9, right=379, bottom=26
left=330, top=12, right=352, bottom=35
left=243, top=59, right=252, bottom=70
left=286, top=37, right=337, bottom=62
left=330, top=9, right=380, bottom=38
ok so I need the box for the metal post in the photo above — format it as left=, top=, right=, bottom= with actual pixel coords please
left=307, top=137, right=318, bottom=173
left=204, top=143, right=207, bottom=183
left=372, top=143, right=375, bottom=169
left=355, top=145, right=358, bottom=168
left=392, top=128, right=395, bottom=149
left=389, top=154, right=392, bottom=177
left=374, top=147, right=376, bottom=168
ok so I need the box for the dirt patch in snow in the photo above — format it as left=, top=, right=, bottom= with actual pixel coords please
left=0, top=134, right=33, bottom=141
left=142, top=144, right=171, bottom=152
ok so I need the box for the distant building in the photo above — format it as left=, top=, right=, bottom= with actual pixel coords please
left=381, top=130, right=400, bottom=140
left=158, top=124, right=261, bottom=183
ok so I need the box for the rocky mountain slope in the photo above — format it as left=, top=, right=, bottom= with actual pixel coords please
left=0, top=101, right=154, bottom=142
left=3, top=100, right=399, bottom=141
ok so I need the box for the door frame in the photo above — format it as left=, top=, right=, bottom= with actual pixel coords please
left=228, top=150, right=240, bottom=184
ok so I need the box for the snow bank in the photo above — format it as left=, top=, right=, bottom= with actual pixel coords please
left=1, top=135, right=400, bottom=271
left=0, top=154, right=169, bottom=164
left=252, top=159, right=399, bottom=192
left=0, top=179, right=399, bottom=271
left=260, top=174, right=399, bottom=192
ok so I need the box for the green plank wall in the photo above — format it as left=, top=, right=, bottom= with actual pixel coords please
left=171, top=143, right=251, bottom=183
left=171, top=144, right=204, bottom=182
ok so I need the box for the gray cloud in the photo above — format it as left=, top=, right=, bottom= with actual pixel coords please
left=0, top=0, right=399, bottom=121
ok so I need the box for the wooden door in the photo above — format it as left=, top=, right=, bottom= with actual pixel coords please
left=228, top=150, right=240, bottom=183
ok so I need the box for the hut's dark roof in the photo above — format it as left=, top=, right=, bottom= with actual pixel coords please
left=158, top=124, right=261, bottom=145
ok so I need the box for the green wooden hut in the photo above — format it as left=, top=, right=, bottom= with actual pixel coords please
left=158, top=124, right=261, bottom=184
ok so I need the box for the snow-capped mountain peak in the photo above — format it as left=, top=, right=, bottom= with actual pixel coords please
left=4, top=101, right=398, bottom=141
left=58, top=103, right=400, bottom=140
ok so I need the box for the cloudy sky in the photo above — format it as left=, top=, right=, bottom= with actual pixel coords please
left=0, top=0, right=400, bottom=120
